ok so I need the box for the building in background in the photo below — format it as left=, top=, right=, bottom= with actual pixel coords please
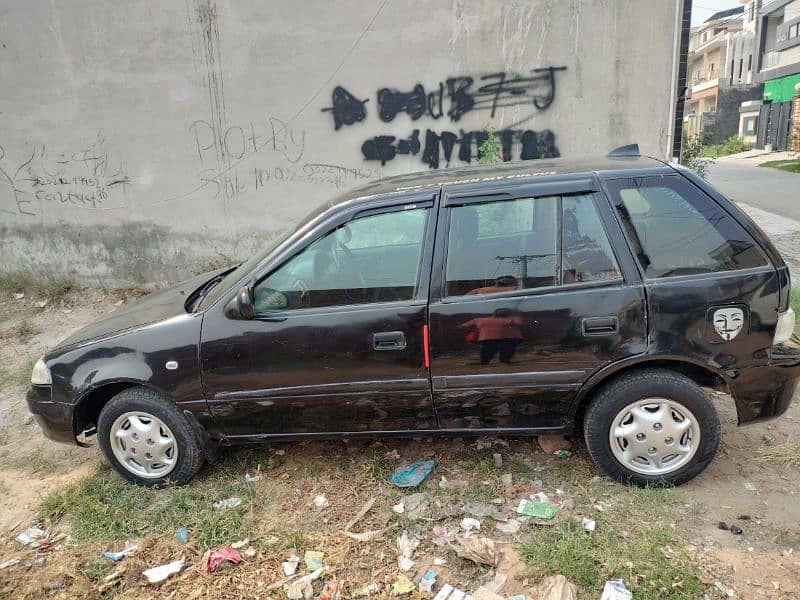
left=746, top=0, right=800, bottom=150
left=684, top=5, right=763, bottom=142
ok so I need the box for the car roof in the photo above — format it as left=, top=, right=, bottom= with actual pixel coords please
left=330, top=154, right=672, bottom=205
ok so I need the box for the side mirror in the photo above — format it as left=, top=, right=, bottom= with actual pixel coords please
left=224, top=284, right=255, bottom=320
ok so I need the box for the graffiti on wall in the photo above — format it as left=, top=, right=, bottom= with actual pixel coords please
left=321, top=67, right=567, bottom=168
left=0, top=133, right=129, bottom=217
left=188, top=115, right=383, bottom=201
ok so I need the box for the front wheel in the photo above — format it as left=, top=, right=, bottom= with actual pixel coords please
left=583, top=369, right=720, bottom=486
left=97, top=387, right=204, bottom=486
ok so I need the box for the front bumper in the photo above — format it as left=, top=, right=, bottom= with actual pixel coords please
left=26, top=385, right=77, bottom=444
left=730, top=341, right=800, bottom=424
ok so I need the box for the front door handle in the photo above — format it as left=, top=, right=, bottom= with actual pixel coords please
left=582, top=316, right=619, bottom=336
left=373, top=331, right=407, bottom=350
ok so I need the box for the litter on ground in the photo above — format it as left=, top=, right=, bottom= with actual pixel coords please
left=286, top=567, right=325, bottom=599
left=282, top=555, right=300, bottom=576
left=396, top=530, right=419, bottom=571
left=601, top=578, right=633, bottom=600
left=212, top=497, right=242, bottom=511
left=142, top=557, right=185, bottom=584
left=304, top=550, right=325, bottom=571
left=419, top=569, right=437, bottom=592
left=390, top=459, right=436, bottom=487
left=174, top=527, right=189, bottom=544
left=205, top=546, right=243, bottom=573
left=101, top=542, right=138, bottom=561
left=516, top=499, right=558, bottom=519
left=391, top=573, right=416, bottom=595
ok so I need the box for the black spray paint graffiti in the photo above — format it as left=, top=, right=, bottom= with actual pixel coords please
left=322, top=67, right=567, bottom=127
left=322, top=67, right=566, bottom=169
left=362, top=128, right=559, bottom=169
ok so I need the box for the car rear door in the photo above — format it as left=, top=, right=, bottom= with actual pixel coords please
left=427, top=177, right=647, bottom=430
left=199, top=193, right=438, bottom=439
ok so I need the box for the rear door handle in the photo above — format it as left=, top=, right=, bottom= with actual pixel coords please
left=373, top=331, right=407, bottom=350
left=582, top=316, right=619, bottom=336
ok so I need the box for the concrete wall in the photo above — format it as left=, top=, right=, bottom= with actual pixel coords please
left=0, top=0, right=683, bottom=285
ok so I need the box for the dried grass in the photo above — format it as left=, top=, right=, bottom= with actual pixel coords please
left=755, top=441, right=800, bottom=467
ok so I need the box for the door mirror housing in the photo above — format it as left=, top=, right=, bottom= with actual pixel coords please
left=225, top=284, right=256, bottom=320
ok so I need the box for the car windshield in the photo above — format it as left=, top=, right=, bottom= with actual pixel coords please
left=197, top=201, right=334, bottom=309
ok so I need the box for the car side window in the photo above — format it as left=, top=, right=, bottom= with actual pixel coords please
left=562, top=195, right=621, bottom=283
left=254, top=207, right=429, bottom=312
left=444, top=194, right=620, bottom=297
left=605, top=176, right=767, bottom=278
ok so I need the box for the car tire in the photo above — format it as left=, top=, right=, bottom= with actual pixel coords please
left=97, top=387, right=204, bottom=487
left=583, top=368, right=720, bottom=486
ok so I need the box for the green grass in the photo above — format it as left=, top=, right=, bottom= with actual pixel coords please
left=759, top=159, right=800, bottom=173
left=368, top=452, right=394, bottom=482
left=40, top=460, right=264, bottom=548
left=520, top=487, right=706, bottom=599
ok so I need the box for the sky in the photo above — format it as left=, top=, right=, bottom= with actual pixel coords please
left=691, top=0, right=743, bottom=26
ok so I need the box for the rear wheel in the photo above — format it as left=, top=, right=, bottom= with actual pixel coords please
left=97, top=387, right=204, bottom=486
left=583, top=369, right=720, bottom=486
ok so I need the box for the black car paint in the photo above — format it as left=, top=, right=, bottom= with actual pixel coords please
left=26, top=156, right=800, bottom=448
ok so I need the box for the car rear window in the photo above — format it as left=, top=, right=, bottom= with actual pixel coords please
left=605, top=175, right=767, bottom=278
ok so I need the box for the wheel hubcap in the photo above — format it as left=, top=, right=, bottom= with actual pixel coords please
left=110, top=412, right=178, bottom=479
left=608, top=398, right=700, bottom=475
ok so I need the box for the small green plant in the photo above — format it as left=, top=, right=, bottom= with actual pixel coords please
left=680, top=133, right=714, bottom=179
left=283, top=530, right=306, bottom=550
left=701, top=135, right=751, bottom=158
left=478, top=124, right=502, bottom=164
left=368, top=452, right=394, bottom=482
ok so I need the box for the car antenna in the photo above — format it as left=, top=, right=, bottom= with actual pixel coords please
left=607, top=144, right=640, bottom=157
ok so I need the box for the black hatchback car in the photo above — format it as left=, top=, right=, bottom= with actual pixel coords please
left=27, top=148, right=799, bottom=487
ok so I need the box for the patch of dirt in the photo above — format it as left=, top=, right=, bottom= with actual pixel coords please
left=0, top=289, right=125, bottom=530
left=675, top=391, right=800, bottom=597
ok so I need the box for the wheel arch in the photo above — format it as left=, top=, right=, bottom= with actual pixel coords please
left=571, top=356, right=729, bottom=428
left=73, top=380, right=169, bottom=437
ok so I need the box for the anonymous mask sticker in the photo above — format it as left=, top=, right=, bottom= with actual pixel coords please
left=713, top=307, right=744, bottom=341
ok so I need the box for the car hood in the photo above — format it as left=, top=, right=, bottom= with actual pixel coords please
left=53, top=269, right=228, bottom=350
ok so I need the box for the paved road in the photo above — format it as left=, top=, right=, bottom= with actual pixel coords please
left=707, top=160, right=800, bottom=221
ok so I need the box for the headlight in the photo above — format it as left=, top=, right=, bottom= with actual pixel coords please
left=30, top=358, right=52, bottom=386
left=773, top=307, right=796, bottom=345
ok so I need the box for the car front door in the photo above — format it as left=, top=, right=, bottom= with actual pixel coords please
left=428, top=179, right=647, bottom=430
left=200, top=195, right=437, bottom=439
